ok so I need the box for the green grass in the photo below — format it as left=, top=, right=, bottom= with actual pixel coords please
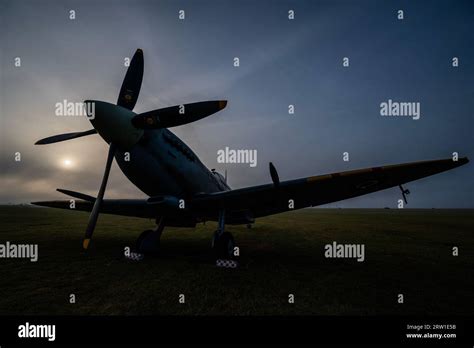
left=0, top=206, right=473, bottom=315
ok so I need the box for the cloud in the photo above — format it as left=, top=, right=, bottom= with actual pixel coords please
left=1, top=0, right=473, bottom=208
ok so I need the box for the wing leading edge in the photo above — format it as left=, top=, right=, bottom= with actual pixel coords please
left=191, top=157, right=469, bottom=219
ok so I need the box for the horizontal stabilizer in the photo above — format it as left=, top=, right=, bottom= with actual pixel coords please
left=57, top=189, right=95, bottom=202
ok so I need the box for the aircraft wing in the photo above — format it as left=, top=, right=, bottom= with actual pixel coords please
left=31, top=197, right=197, bottom=227
left=31, top=199, right=157, bottom=218
left=191, top=157, right=469, bottom=219
left=32, top=157, right=469, bottom=223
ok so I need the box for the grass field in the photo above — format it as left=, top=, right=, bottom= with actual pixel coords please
left=0, top=206, right=473, bottom=315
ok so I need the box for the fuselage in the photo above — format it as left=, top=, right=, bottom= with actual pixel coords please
left=115, top=128, right=230, bottom=199
left=88, top=100, right=229, bottom=200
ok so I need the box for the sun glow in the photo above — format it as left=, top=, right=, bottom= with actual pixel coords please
left=61, top=158, right=74, bottom=169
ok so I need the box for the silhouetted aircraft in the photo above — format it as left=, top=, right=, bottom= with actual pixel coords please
left=32, top=49, right=469, bottom=259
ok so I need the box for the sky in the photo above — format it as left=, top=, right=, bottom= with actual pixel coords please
left=0, top=0, right=473, bottom=207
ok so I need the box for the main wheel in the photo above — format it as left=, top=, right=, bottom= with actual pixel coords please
left=136, top=229, right=161, bottom=255
left=212, top=231, right=235, bottom=259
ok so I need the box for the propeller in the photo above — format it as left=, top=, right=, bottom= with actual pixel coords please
left=34, top=48, right=228, bottom=250
left=82, top=143, right=116, bottom=249
left=35, top=129, right=97, bottom=145
left=131, top=100, right=227, bottom=129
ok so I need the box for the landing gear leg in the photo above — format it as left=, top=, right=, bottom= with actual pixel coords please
left=211, top=209, right=235, bottom=260
left=136, top=217, right=165, bottom=255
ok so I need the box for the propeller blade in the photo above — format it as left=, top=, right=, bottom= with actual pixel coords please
left=117, top=49, right=144, bottom=110
left=83, top=143, right=116, bottom=250
left=131, top=100, right=227, bottom=129
left=35, top=129, right=97, bottom=145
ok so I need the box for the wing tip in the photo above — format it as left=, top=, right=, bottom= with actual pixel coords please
left=30, top=201, right=48, bottom=207
left=218, top=100, right=228, bottom=110
left=452, top=156, right=469, bottom=168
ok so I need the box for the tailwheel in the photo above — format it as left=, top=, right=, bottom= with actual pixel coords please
left=212, top=230, right=235, bottom=259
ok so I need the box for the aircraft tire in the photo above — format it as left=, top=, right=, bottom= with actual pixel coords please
left=136, top=229, right=160, bottom=255
left=213, top=231, right=235, bottom=259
